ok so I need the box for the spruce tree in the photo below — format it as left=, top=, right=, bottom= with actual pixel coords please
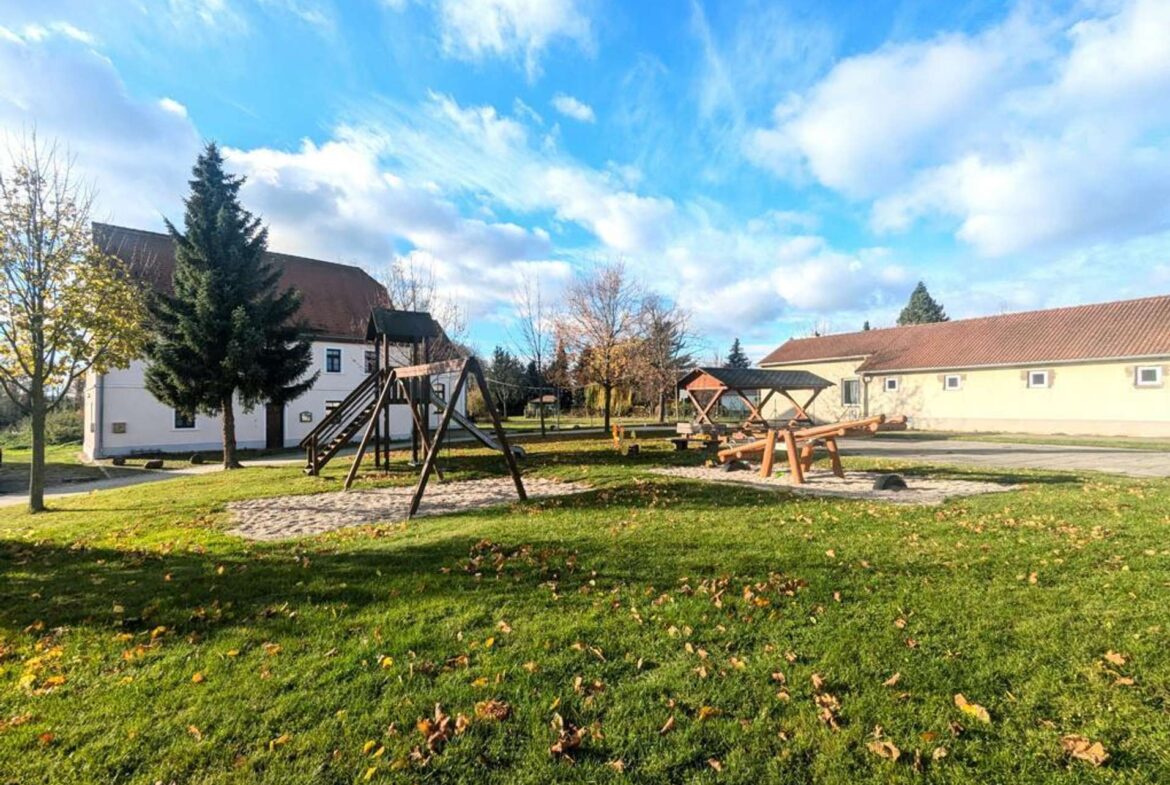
left=144, top=143, right=315, bottom=468
left=724, top=338, right=751, bottom=368
left=896, top=281, right=949, bottom=325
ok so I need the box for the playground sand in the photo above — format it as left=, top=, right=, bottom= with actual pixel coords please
left=227, top=477, right=591, bottom=540
left=650, top=466, right=1017, bottom=505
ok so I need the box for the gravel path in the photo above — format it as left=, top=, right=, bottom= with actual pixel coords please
left=227, top=477, right=592, bottom=540
left=651, top=466, right=1017, bottom=505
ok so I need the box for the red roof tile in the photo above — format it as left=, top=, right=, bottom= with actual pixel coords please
left=760, top=295, right=1170, bottom=372
left=95, top=223, right=389, bottom=341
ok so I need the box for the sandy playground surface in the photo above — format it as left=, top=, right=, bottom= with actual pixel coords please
left=651, top=466, right=1017, bottom=505
left=228, top=477, right=592, bottom=540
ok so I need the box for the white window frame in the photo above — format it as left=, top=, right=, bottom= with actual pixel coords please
left=1027, top=370, right=1050, bottom=389
left=1135, top=366, right=1163, bottom=387
left=324, top=347, right=343, bottom=374
left=364, top=350, right=377, bottom=374
left=325, top=400, right=341, bottom=413
left=173, top=409, right=196, bottom=430
left=884, top=377, right=899, bottom=392
left=944, top=374, right=962, bottom=391
left=841, top=378, right=861, bottom=406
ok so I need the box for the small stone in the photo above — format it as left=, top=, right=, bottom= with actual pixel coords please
left=110, top=456, right=126, bottom=466
left=143, top=459, right=165, bottom=470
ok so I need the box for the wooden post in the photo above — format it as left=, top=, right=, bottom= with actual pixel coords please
left=783, top=429, right=804, bottom=485
left=824, top=436, right=844, bottom=478
left=759, top=429, right=777, bottom=478
left=799, top=442, right=815, bottom=473
left=401, top=383, right=443, bottom=482
left=308, top=433, right=318, bottom=476
left=407, top=362, right=469, bottom=517
left=470, top=358, right=527, bottom=503
left=344, top=370, right=399, bottom=490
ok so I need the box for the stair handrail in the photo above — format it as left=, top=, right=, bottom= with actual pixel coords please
left=298, top=368, right=390, bottom=450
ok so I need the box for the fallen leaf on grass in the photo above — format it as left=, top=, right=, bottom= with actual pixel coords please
left=191, top=672, right=205, bottom=684
left=269, top=733, right=291, bottom=750
left=363, top=765, right=377, bottom=781
left=867, top=740, right=900, bottom=761
left=953, top=694, right=990, bottom=723
left=607, top=759, right=625, bottom=772
left=697, top=706, right=721, bottom=721
left=659, top=716, right=676, bottom=735
left=1062, top=735, right=1109, bottom=767
left=474, top=700, right=511, bottom=721
left=882, top=672, right=901, bottom=687
left=549, top=713, right=586, bottom=760
left=187, top=725, right=202, bottom=742
left=1103, top=651, right=1126, bottom=666
left=708, top=758, right=723, bottom=771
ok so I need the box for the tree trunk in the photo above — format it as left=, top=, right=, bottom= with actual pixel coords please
left=221, top=396, right=242, bottom=469
left=602, top=382, right=612, bottom=430
left=538, top=390, right=546, bottom=436
left=28, top=384, right=46, bottom=513
left=658, top=389, right=667, bottom=423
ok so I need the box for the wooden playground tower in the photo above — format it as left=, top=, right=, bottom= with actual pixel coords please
left=299, top=308, right=525, bottom=517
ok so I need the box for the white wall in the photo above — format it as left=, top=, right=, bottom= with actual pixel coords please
left=85, top=340, right=468, bottom=458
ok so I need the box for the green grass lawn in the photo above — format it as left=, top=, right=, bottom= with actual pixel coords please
left=2, top=438, right=1168, bottom=783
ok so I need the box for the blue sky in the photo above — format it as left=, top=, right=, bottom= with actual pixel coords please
left=2, top=0, right=1169, bottom=362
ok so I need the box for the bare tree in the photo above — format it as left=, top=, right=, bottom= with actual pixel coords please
left=561, top=262, right=642, bottom=430
left=0, top=135, right=145, bottom=511
left=511, top=278, right=551, bottom=434
left=382, top=253, right=470, bottom=359
left=637, top=294, right=694, bottom=423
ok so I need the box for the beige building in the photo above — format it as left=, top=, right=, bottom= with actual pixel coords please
left=759, top=295, right=1170, bottom=437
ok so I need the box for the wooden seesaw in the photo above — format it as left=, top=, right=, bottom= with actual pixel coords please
left=716, top=414, right=906, bottom=484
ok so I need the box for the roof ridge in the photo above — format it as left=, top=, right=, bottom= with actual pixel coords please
left=783, top=292, right=1170, bottom=343
left=93, top=222, right=377, bottom=277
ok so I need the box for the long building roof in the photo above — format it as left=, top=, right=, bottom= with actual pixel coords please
left=760, top=294, right=1170, bottom=372
left=94, top=223, right=389, bottom=341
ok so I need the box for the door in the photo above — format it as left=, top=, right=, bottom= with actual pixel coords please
left=265, top=404, right=285, bottom=449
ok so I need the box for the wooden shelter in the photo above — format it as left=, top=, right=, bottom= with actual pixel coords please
left=677, top=367, right=833, bottom=428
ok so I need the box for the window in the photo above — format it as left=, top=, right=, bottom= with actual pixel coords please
left=325, top=400, right=341, bottom=412
left=1027, top=370, right=1050, bottom=388
left=1135, top=366, right=1163, bottom=387
left=944, top=374, right=962, bottom=391
left=884, top=377, right=899, bottom=392
left=432, top=382, right=446, bottom=402
left=325, top=348, right=342, bottom=373
left=841, top=378, right=861, bottom=406
left=174, top=409, right=196, bottom=429
left=365, top=350, right=377, bottom=374
left=298, top=411, right=313, bottom=423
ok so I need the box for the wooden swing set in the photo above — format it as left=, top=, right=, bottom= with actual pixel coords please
left=300, top=308, right=525, bottom=518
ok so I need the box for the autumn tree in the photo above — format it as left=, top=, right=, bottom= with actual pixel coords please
left=544, top=337, right=572, bottom=409
left=897, top=281, right=948, bottom=325
left=144, top=143, right=315, bottom=469
left=562, top=262, right=642, bottom=430
left=637, top=294, right=693, bottom=422
left=0, top=135, right=145, bottom=512
left=486, top=345, right=525, bottom=417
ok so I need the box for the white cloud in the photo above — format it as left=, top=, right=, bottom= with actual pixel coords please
left=0, top=23, right=201, bottom=230
left=158, top=97, right=189, bottom=117
left=436, top=0, right=592, bottom=79
left=551, top=93, right=595, bottom=123
left=748, top=0, right=1170, bottom=257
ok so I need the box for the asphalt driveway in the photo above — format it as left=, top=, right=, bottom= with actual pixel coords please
left=839, top=437, right=1170, bottom=478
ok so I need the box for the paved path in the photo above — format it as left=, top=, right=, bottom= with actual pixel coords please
left=839, top=438, right=1170, bottom=478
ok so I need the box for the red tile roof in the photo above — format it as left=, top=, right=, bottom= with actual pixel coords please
left=95, top=223, right=389, bottom=341
left=760, top=295, right=1170, bottom=372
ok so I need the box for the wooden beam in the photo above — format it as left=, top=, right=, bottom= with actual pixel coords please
left=394, top=357, right=466, bottom=380
left=407, top=363, right=469, bottom=517
left=760, top=429, right=777, bottom=478
left=824, top=436, right=844, bottom=478
left=343, top=370, right=399, bottom=491
left=400, top=383, right=444, bottom=482
left=469, top=358, right=526, bottom=502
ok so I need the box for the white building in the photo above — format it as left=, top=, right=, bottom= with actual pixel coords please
left=83, top=224, right=461, bottom=459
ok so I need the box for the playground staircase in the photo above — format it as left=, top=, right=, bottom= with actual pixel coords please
left=300, top=368, right=395, bottom=475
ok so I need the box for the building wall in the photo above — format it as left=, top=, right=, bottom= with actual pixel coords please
left=761, top=357, right=1170, bottom=437
left=84, top=340, right=466, bottom=458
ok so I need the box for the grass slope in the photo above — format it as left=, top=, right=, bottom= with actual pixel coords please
left=1, top=439, right=1168, bottom=784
